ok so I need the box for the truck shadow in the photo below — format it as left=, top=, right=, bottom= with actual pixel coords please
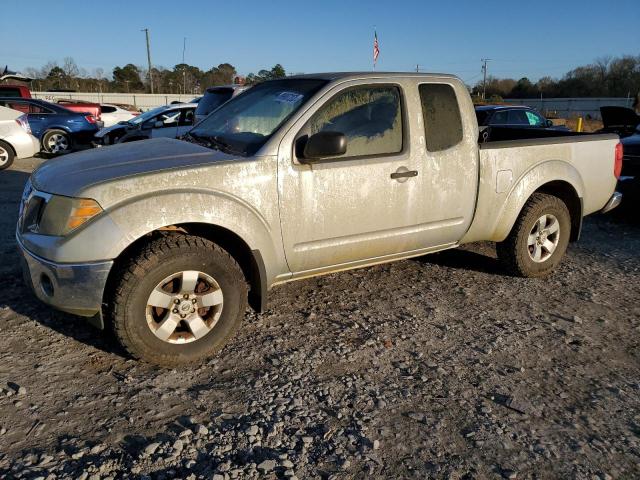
left=415, top=246, right=506, bottom=276
left=1, top=279, right=127, bottom=358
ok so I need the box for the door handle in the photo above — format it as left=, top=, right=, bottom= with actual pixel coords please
left=390, top=168, right=418, bottom=180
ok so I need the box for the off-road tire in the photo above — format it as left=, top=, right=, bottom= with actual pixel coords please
left=0, top=140, right=15, bottom=170
left=497, top=193, right=571, bottom=278
left=106, top=235, right=248, bottom=366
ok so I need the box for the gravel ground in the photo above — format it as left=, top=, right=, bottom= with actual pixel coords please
left=0, top=157, right=639, bottom=480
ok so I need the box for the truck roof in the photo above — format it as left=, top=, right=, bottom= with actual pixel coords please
left=284, top=72, right=460, bottom=81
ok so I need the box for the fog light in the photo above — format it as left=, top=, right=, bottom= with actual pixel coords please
left=40, top=273, right=54, bottom=298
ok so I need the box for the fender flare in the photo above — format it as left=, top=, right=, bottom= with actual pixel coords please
left=491, top=160, right=584, bottom=242
left=59, top=189, right=284, bottom=288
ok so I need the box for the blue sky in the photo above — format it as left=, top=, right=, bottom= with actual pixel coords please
left=1, top=0, right=638, bottom=84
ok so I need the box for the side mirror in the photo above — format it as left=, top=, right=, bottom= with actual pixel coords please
left=302, top=131, right=347, bottom=161
left=545, top=119, right=553, bottom=127
left=154, top=120, right=164, bottom=128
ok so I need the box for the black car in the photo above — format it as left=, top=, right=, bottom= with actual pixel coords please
left=476, top=104, right=568, bottom=129
left=600, top=106, right=640, bottom=177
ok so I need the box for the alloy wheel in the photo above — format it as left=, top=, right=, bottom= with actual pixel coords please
left=145, top=270, right=224, bottom=344
left=527, top=214, right=560, bottom=263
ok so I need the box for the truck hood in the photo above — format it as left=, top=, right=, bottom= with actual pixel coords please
left=32, top=138, right=237, bottom=197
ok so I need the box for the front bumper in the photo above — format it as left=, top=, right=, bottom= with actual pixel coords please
left=600, top=191, right=622, bottom=214
left=17, top=235, right=113, bottom=319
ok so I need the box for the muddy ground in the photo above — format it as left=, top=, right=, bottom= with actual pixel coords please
left=0, top=157, right=638, bottom=479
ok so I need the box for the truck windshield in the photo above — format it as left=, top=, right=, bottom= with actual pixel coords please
left=189, top=79, right=327, bottom=156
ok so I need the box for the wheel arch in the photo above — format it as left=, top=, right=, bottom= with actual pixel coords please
left=491, top=161, right=584, bottom=243
left=533, top=180, right=582, bottom=242
left=0, top=139, right=16, bottom=156
left=103, top=223, right=269, bottom=315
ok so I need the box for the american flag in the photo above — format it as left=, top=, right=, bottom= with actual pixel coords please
left=373, top=31, right=380, bottom=64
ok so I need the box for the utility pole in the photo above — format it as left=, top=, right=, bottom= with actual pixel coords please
left=481, top=58, right=490, bottom=100
left=142, top=28, right=154, bottom=94
left=182, top=37, right=187, bottom=95
left=416, top=64, right=420, bottom=73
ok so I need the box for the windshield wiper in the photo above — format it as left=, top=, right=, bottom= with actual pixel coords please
left=208, top=135, right=242, bottom=155
left=181, top=131, right=211, bottom=148
left=184, top=132, right=242, bottom=155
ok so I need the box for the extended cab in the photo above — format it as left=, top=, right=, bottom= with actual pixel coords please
left=17, top=73, right=622, bottom=365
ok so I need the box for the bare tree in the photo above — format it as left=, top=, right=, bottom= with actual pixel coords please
left=62, top=57, right=79, bottom=78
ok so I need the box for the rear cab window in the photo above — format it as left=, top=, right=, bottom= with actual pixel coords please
left=418, top=83, right=463, bottom=152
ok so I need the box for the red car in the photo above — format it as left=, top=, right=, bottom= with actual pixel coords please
left=0, top=84, right=32, bottom=98
left=56, top=99, right=102, bottom=123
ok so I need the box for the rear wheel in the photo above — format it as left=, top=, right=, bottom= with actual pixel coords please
left=107, top=235, right=248, bottom=366
left=497, top=193, right=571, bottom=278
left=42, top=129, right=72, bottom=155
left=0, top=141, right=15, bottom=170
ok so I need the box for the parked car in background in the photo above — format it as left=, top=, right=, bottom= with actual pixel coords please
left=100, top=103, right=137, bottom=127
left=0, top=106, right=40, bottom=169
left=194, top=85, right=249, bottom=123
left=93, top=103, right=196, bottom=145
left=56, top=99, right=102, bottom=125
left=600, top=106, right=640, bottom=177
left=0, top=98, right=99, bottom=154
left=0, top=84, right=31, bottom=98
left=475, top=105, right=568, bottom=140
left=110, top=103, right=141, bottom=114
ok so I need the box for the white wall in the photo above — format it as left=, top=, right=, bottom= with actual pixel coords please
left=32, top=92, right=196, bottom=111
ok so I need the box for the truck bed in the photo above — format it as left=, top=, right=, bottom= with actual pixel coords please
left=462, top=129, right=620, bottom=244
left=480, top=126, right=592, bottom=143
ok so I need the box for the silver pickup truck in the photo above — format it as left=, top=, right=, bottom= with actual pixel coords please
left=17, top=72, right=622, bottom=365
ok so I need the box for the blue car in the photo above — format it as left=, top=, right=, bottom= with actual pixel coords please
left=0, top=98, right=99, bottom=155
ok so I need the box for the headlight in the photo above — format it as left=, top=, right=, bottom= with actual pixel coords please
left=37, top=196, right=103, bottom=236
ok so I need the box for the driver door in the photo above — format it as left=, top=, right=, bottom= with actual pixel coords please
left=278, top=82, right=428, bottom=275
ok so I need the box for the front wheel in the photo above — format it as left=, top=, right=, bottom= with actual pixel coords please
left=107, top=235, right=248, bottom=366
left=497, top=193, right=571, bottom=278
left=42, top=129, right=72, bottom=155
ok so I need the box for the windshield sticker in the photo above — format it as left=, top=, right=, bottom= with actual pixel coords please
left=275, top=92, right=304, bottom=104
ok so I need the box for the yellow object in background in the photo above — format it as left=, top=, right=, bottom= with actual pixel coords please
left=576, top=117, right=583, bottom=132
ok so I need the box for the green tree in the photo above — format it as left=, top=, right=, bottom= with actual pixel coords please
left=112, top=64, right=143, bottom=92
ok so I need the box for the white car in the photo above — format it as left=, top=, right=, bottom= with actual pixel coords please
left=94, top=104, right=196, bottom=145
left=100, top=104, right=137, bottom=128
left=0, top=106, right=40, bottom=169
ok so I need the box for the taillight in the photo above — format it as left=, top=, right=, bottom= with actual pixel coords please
left=15, top=114, right=31, bottom=134
left=85, top=115, right=97, bottom=124
left=614, top=142, right=623, bottom=179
